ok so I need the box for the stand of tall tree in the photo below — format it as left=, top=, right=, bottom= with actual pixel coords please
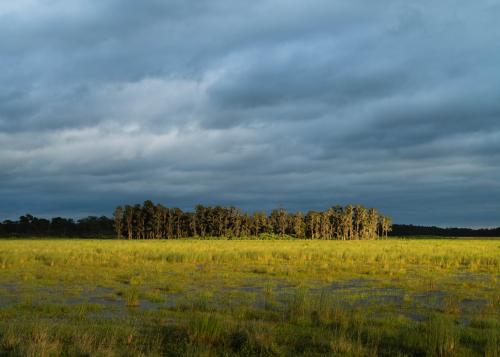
left=3, top=208, right=500, bottom=239
left=113, top=201, right=392, bottom=240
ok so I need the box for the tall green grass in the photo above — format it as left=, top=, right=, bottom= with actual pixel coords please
left=0, top=238, right=497, bottom=355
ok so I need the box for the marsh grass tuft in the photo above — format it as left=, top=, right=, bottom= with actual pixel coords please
left=122, top=288, right=140, bottom=307
left=442, top=295, right=461, bottom=315
left=263, top=283, right=275, bottom=311
left=142, top=288, right=164, bottom=303
left=285, top=287, right=308, bottom=323
left=424, top=315, right=459, bottom=357
left=187, top=313, right=224, bottom=347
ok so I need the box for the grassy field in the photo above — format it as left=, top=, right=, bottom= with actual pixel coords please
left=0, top=239, right=498, bottom=356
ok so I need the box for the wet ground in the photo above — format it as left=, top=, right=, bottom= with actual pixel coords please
left=0, top=274, right=494, bottom=322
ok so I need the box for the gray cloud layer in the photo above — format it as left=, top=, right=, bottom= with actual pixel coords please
left=1, top=0, right=500, bottom=226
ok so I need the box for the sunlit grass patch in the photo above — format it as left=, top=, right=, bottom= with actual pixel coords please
left=0, top=238, right=497, bottom=355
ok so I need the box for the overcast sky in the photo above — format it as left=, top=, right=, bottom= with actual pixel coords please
left=1, top=1, right=499, bottom=226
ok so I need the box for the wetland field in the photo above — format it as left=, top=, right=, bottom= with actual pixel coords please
left=0, top=239, right=498, bottom=356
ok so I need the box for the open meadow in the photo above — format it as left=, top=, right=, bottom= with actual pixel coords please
left=0, top=239, right=498, bottom=356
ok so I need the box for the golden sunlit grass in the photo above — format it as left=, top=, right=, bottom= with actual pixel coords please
left=0, top=238, right=498, bottom=355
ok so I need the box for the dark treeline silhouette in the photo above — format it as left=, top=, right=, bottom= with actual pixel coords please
left=112, top=201, right=392, bottom=240
left=391, top=224, right=500, bottom=237
left=3, top=205, right=498, bottom=239
left=0, top=214, right=114, bottom=238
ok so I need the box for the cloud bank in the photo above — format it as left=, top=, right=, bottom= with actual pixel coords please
left=1, top=0, right=499, bottom=226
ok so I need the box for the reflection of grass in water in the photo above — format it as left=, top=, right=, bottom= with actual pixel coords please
left=0, top=238, right=498, bottom=355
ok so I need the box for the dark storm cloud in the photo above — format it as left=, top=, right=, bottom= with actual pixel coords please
left=1, top=0, right=499, bottom=226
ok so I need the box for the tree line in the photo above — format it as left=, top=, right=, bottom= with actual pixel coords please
left=0, top=215, right=114, bottom=238
left=391, top=224, right=500, bottom=237
left=2, top=209, right=500, bottom=239
left=112, top=201, right=392, bottom=240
